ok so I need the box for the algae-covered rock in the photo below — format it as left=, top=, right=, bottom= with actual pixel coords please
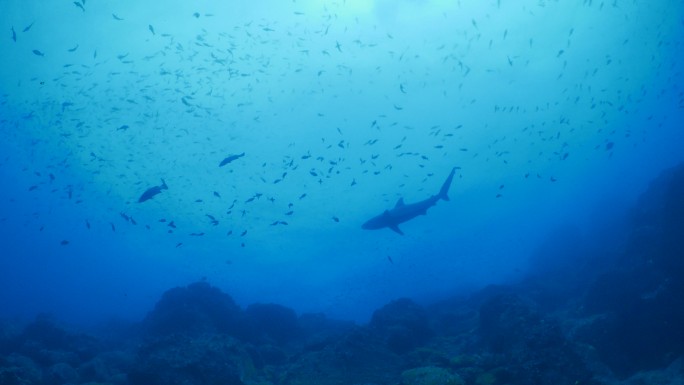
left=142, top=281, right=242, bottom=338
left=243, top=303, right=300, bottom=345
left=281, top=327, right=402, bottom=385
left=370, top=298, right=432, bottom=354
left=401, top=366, right=464, bottom=385
left=449, top=354, right=480, bottom=368
left=475, top=371, right=496, bottom=385
left=0, top=353, right=42, bottom=385
left=45, top=362, right=79, bottom=385
left=128, top=333, right=254, bottom=385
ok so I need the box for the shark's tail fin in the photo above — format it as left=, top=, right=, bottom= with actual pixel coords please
left=438, top=167, right=458, bottom=201
left=161, top=179, right=168, bottom=190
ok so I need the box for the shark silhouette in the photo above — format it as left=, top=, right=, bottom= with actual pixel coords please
left=362, top=167, right=458, bottom=235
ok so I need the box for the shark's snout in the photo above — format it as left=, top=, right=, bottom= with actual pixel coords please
left=361, top=217, right=382, bottom=230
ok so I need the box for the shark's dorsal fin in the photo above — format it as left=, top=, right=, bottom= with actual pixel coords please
left=389, top=224, right=404, bottom=235
left=395, top=198, right=405, bottom=208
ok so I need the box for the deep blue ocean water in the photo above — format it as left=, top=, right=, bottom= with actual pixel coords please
left=1, top=0, right=682, bottom=324
left=1, top=0, right=683, bottom=356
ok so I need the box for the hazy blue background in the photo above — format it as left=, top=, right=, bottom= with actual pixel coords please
left=1, top=0, right=682, bottom=325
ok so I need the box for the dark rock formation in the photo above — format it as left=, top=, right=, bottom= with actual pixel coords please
left=141, top=281, right=242, bottom=337
left=243, top=303, right=300, bottom=345
left=128, top=333, right=253, bottom=385
left=370, top=298, right=433, bottom=354
left=477, top=293, right=599, bottom=385
left=577, top=163, right=684, bottom=378
left=281, top=327, right=403, bottom=385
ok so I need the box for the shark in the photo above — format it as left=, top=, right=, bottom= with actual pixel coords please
left=362, top=167, right=458, bottom=235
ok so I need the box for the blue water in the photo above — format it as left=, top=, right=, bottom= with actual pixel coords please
left=1, top=0, right=683, bottom=329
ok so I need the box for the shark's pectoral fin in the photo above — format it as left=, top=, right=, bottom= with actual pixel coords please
left=389, top=224, right=404, bottom=235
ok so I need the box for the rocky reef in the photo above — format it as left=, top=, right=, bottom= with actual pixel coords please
left=1, top=163, right=684, bottom=385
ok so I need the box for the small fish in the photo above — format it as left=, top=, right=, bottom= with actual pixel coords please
left=32, top=49, right=44, bottom=56
left=605, top=142, right=614, bottom=151
left=193, top=12, right=200, bottom=18
left=23, top=22, right=34, bottom=32
left=112, top=13, right=124, bottom=20
left=67, top=44, right=79, bottom=52
left=138, top=179, right=168, bottom=203
left=332, top=216, right=339, bottom=222
left=148, top=24, right=155, bottom=35
left=219, top=152, right=245, bottom=167
left=73, top=1, right=85, bottom=11
left=60, top=240, right=70, bottom=246
left=11, top=26, right=16, bottom=42
left=387, top=255, right=393, bottom=264
left=206, top=214, right=219, bottom=226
